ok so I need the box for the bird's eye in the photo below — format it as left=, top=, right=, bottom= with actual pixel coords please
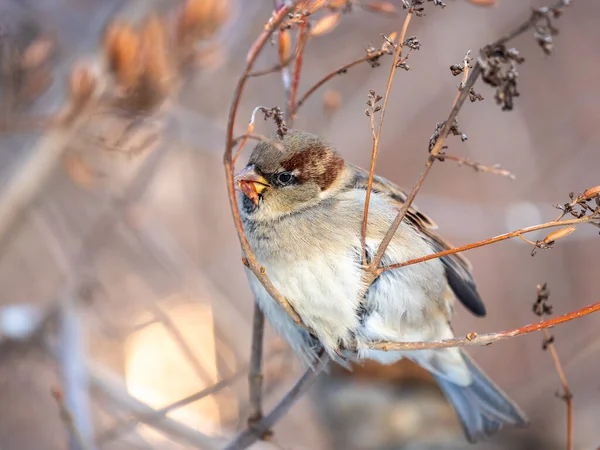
left=276, top=171, right=294, bottom=185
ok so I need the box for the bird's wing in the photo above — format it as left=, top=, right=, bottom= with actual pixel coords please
left=348, top=164, right=486, bottom=317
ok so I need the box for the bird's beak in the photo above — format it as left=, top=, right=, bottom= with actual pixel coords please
left=234, top=165, right=271, bottom=205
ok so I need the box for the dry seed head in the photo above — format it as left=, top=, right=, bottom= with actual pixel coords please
left=329, top=0, right=349, bottom=8
left=103, top=21, right=141, bottom=90
left=306, top=0, right=328, bottom=14
left=278, top=30, right=292, bottom=65
left=178, top=0, right=230, bottom=42
left=323, top=89, right=341, bottom=111
left=465, top=0, right=497, bottom=5
left=582, top=186, right=600, bottom=200
left=20, top=37, right=54, bottom=70
left=363, top=1, right=398, bottom=15
left=140, top=14, right=174, bottom=94
left=542, top=226, right=576, bottom=244
left=310, top=12, right=341, bottom=37
left=63, top=153, right=96, bottom=189
left=68, top=64, right=97, bottom=107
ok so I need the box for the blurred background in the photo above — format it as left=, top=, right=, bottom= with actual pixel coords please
left=0, top=0, right=598, bottom=449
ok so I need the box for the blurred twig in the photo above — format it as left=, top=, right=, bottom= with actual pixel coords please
left=224, top=353, right=329, bottom=450
left=51, top=386, right=94, bottom=450
left=96, top=346, right=288, bottom=444
left=59, top=299, right=97, bottom=450
left=89, top=363, right=224, bottom=450
left=248, top=304, right=266, bottom=428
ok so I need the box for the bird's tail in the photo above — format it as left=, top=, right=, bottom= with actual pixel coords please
left=432, top=351, right=529, bottom=443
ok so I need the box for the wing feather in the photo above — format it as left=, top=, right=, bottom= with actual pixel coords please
left=348, top=164, right=486, bottom=317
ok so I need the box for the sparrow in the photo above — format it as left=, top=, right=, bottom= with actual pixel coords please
left=235, top=130, right=528, bottom=443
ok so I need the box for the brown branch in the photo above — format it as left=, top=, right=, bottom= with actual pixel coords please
left=543, top=329, right=573, bottom=450
left=223, top=2, right=306, bottom=327
left=287, top=20, right=309, bottom=123
left=291, top=49, right=390, bottom=115
left=369, top=60, right=482, bottom=271
left=224, top=353, right=329, bottom=450
left=361, top=12, right=414, bottom=265
left=436, top=153, right=516, bottom=179
left=378, top=215, right=597, bottom=274
left=366, top=0, right=571, bottom=270
left=247, top=304, right=266, bottom=428
left=357, top=300, right=600, bottom=351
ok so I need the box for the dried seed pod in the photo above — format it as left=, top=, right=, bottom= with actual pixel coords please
left=363, top=1, right=398, bottom=15
left=310, top=12, right=341, bottom=37
left=178, top=0, right=230, bottom=43
left=582, top=186, right=600, bottom=200
left=278, top=29, right=292, bottom=65
left=20, top=37, right=54, bottom=70
left=140, top=14, right=173, bottom=94
left=465, top=0, right=497, bottom=5
left=68, top=64, right=97, bottom=108
left=323, top=89, right=341, bottom=111
left=542, top=226, right=576, bottom=244
left=63, top=153, right=96, bottom=189
left=306, top=0, right=328, bottom=14
left=103, top=21, right=141, bottom=90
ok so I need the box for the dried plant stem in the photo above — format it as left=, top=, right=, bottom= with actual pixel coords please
left=361, top=10, right=414, bottom=264
left=543, top=329, right=573, bottom=450
left=436, top=153, right=515, bottom=179
left=291, top=49, right=389, bottom=115
left=224, top=1, right=305, bottom=327
left=360, top=301, right=600, bottom=351
left=51, top=386, right=94, bottom=450
left=248, top=304, right=266, bottom=427
left=287, top=20, right=308, bottom=123
left=378, top=215, right=597, bottom=274
left=96, top=347, right=287, bottom=444
left=369, top=61, right=483, bottom=271
left=225, top=353, right=329, bottom=450
left=88, top=364, right=223, bottom=449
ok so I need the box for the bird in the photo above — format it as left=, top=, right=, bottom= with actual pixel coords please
left=234, top=129, right=528, bottom=443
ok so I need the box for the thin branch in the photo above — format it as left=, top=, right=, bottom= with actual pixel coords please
left=59, top=298, right=97, bottom=450
left=291, top=48, right=389, bottom=116
left=224, top=353, right=330, bottom=450
left=361, top=11, right=414, bottom=265
left=435, top=153, right=516, bottom=179
left=369, top=61, right=482, bottom=270
left=223, top=2, right=306, bottom=327
left=51, top=386, right=94, bottom=450
left=367, top=1, right=571, bottom=270
left=248, top=304, right=266, bottom=427
left=88, top=363, right=224, bottom=450
left=378, top=215, right=597, bottom=274
left=287, top=20, right=308, bottom=123
left=96, top=347, right=287, bottom=444
left=543, top=328, right=573, bottom=450
left=357, top=300, right=600, bottom=352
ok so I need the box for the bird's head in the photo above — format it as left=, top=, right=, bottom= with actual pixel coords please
left=235, top=130, right=346, bottom=220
